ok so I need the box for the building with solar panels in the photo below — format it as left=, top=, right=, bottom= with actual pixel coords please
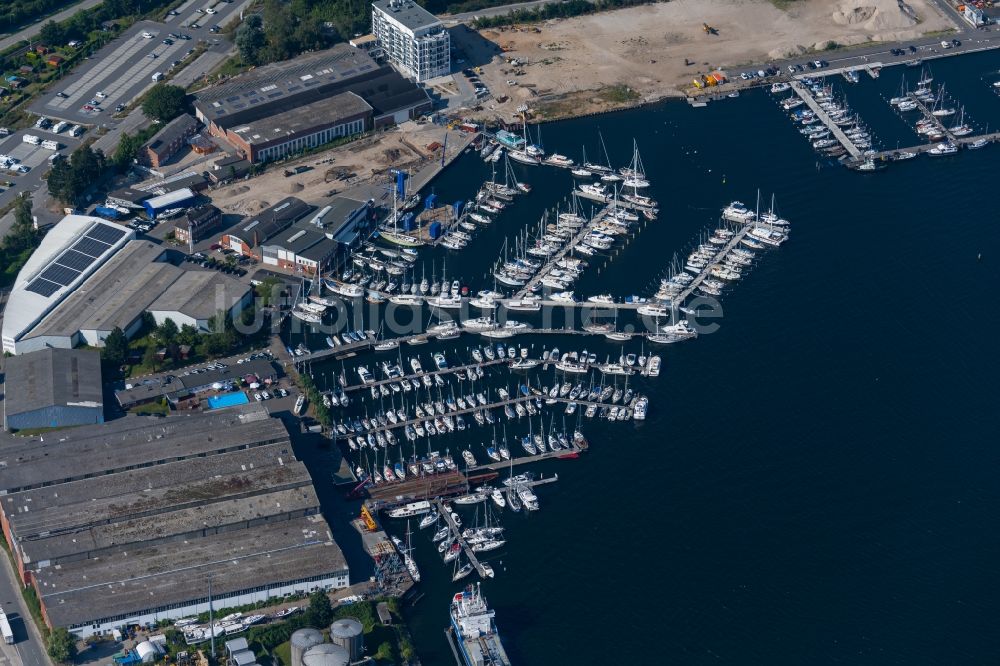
left=2, top=215, right=134, bottom=355
left=192, top=44, right=431, bottom=164
left=1, top=215, right=251, bottom=355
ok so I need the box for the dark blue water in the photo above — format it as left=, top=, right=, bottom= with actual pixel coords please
left=301, top=50, right=1000, bottom=664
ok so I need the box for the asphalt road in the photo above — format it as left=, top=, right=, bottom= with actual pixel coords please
left=443, top=0, right=585, bottom=23
left=0, top=0, right=252, bottom=230
left=0, top=0, right=105, bottom=52
left=32, top=0, right=248, bottom=125
left=0, top=545, right=48, bottom=666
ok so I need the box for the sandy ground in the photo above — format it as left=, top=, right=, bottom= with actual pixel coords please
left=207, top=122, right=470, bottom=216
left=464, top=0, right=955, bottom=119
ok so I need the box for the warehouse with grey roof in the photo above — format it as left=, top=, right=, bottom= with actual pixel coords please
left=0, top=405, right=349, bottom=636
left=194, top=44, right=431, bottom=163
left=2, top=347, right=104, bottom=431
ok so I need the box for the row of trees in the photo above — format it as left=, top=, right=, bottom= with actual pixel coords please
left=1, top=0, right=70, bottom=33
left=0, top=196, right=40, bottom=288
left=101, top=308, right=248, bottom=374
left=235, top=0, right=369, bottom=67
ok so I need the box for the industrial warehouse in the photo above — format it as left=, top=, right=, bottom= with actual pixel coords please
left=0, top=405, right=349, bottom=636
left=221, top=196, right=377, bottom=276
left=2, top=348, right=104, bottom=431
left=1, top=215, right=251, bottom=355
left=192, top=44, right=432, bottom=164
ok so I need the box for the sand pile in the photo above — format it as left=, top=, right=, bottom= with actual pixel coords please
left=832, top=0, right=919, bottom=31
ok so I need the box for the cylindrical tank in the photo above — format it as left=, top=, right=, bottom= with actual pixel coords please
left=302, top=643, right=350, bottom=666
left=290, top=628, right=324, bottom=666
left=330, top=618, right=364, bottom=661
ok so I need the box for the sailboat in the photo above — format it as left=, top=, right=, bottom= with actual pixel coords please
left=572, top=146, right=593, bottom=177
left=620, top=139, right=650, bottom=188
left=403, top=521, right=421, bottom=582
left=379, top=171, right=426, bottom=247
left=452, top=553, right=474, bottom=582
left=508, top=116, right=542, bottom=165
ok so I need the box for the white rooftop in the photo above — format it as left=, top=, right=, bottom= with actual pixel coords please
left=373, top=0, right=443, bottom=33
left=2, top=215, right=133, bottom=354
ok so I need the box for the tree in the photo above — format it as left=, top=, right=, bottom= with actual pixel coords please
left=39, top=20, right=66, bottom=46
left=156, top=318, right=179, bottom=345
left=142, top=342, right=159, bottom=371
left=113, top=131, right=142, bottom=169
left=47, top=627, right=78, bottom=663
left=262, top=0, right=296, bottom=62
left=13, top=194, right=32, bottom=229
left=141, top=311, right=157, bottom=334
left=47, top=146, right=108, bottom=205
left=102, top=326, right=129, bottom=367
left=374, top=642, right=393, bottom=662
left=256, top=276, right=283, bottom=307
left=141, top=84, right=188, bottom=123
left=305, top=589, right=333, bottom=628
left=178, top=323, right=200, bottom=347
left=235, top=14, right=266, bottom=65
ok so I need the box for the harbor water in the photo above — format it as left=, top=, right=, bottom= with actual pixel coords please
left=298, top=50, right=1000, bottom=664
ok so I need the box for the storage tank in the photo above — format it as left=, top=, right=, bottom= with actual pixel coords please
left=302, top=643, right=349, bottom=666
left=290, top=628, right=324, bottom=666
left=330, top=618, right=364, bottom=661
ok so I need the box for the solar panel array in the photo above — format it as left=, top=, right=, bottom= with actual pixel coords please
left=24, top=223, right=127, bottom=298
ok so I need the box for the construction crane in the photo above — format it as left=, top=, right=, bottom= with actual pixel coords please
left=703, top=23, right=718, bottom=35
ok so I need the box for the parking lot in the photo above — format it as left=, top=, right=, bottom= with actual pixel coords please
left=31, top=0, right=249, bottom=124
left=0, top=126, right=83, bottom=211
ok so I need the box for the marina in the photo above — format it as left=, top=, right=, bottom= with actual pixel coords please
left=281, top=48, right=1000, bottom=665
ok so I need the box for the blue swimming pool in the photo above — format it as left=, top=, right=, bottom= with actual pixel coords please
left=207, top=392, right=250, bottom=409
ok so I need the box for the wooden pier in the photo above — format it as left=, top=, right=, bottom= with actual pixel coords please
left=340, top=357, right=507, bottom=393
left=906, top=90, right=955, bottom=142
left=789, top=80, right=862, bottom=160
left=672, top=219, right=757, bottom=305
left=433, top=498, right=488, bottom=578
left=468, top=442, right=583, bottom=471
left=864, top=131, right=1000, bottom=162
left=513, top=202, right=613, bottom=298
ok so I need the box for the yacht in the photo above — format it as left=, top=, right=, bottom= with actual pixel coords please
left=505, top=295, right=542, bottom=311
left=722, top=201, right=756, bottom=222
left=928, top=142, right=958, bottom=157
left=544, top=153, right=575, bottom=167
left=658, top=320, right=698, bottom=342
left=324, top=279, right=364, bottom=299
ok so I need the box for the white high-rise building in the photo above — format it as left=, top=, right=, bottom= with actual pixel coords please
left=372, top=0, right=450, bottom=82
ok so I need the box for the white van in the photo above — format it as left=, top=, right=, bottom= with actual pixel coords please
left=152, top=72, right=164, bottom=82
